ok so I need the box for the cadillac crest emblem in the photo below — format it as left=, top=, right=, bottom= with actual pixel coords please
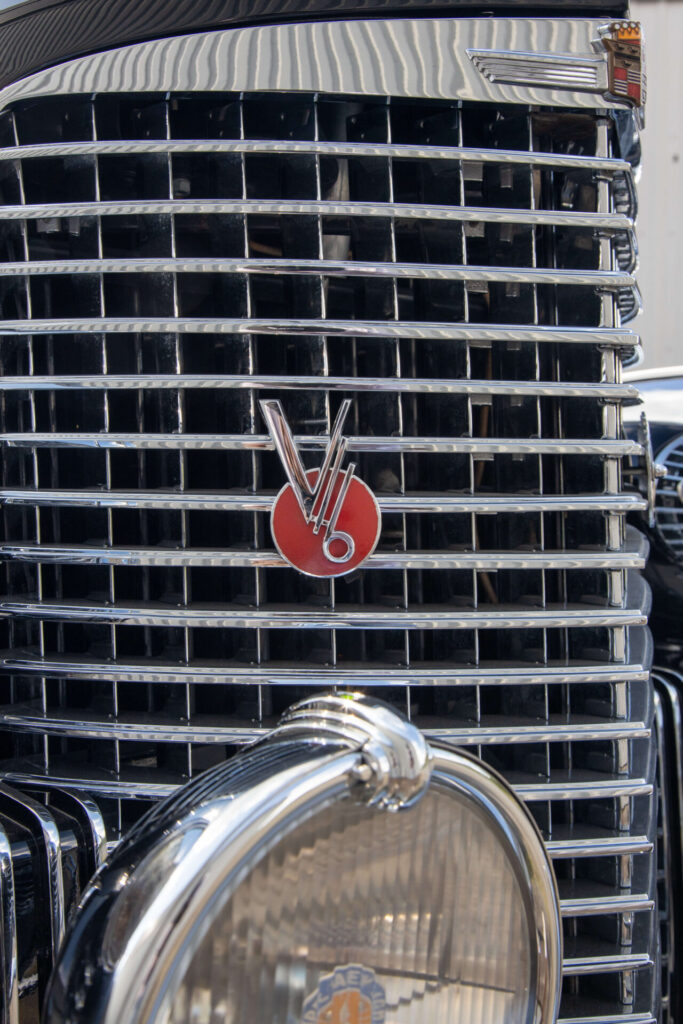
left=260, top=399, right=381, bottom=578
left=301, top=964, right=386, bottom=1024
left=600, top=21, right=645, bottom=107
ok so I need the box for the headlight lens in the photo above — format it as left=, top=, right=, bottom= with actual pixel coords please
left=165, top=785, right=536, bottom=1024
left=44, top=695, right=561, bottom=1024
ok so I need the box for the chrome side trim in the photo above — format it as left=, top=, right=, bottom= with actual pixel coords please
left=47, top=790, right=107, bottom=876
left=0, top=318, right=637, bottom=347
left=0, top=820, right=18, bottom=1024
left=0, top=19, right=640, bottom=113
left=0, top=489, right=648, bottom=514
left=0, top=786, right=64, bottom=960
left=467, top=47, right=607, bottom=91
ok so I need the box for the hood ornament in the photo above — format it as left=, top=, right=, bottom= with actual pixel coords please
left=260, top=400, right=381, bottom=578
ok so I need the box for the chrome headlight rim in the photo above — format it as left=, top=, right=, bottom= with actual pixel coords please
left=44, top=697, right=563, bottom=1024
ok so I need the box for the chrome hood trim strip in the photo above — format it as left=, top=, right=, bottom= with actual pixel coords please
left=0, top=18, right=639, bottom=113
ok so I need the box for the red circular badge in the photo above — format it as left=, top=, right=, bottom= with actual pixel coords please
left=271, top=469, right=381, bottom=577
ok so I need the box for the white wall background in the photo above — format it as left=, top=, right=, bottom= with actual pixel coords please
left=630, top=0, right=683, bottom=367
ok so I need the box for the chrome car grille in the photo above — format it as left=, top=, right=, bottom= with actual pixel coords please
left=0, top=73, right=656, bottom=1023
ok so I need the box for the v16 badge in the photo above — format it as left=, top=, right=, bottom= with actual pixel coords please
left=260, top=399, right=381, bottom=578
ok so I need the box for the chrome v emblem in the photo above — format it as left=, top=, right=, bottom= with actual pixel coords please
left=259, top=399, right=381, bottom=578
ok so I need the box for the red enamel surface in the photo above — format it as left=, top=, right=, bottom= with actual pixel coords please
left=271, top=469, right=381, bottom=577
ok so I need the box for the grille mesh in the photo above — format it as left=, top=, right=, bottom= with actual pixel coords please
left=0, top=89, right=656, bottom=1020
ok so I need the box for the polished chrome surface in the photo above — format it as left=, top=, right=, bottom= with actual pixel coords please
left=0, top=819, right=18, bottom=1024
left=41, top=701, right=562, bottom=1024
left=0, top=374, right=641, bottom=399
left=0, top=317, right=639, bottom=344
left=278, top=692, right=432, bottom=809
left=467, top=47, right=607, bottom=91
left=0, top=21, right=655, bottom=1020
left=0, top=787, right=64, bottom=959
left=0, top=488, right=649, bottom=513
left=0, top=19, right=642, bottom=112
left=0, top=197, right=636, bottom=228
left=0, top=256, right=637, bottom=288
left=0, top=600, right=649, bottom=630
left=0, top=139, right=636, bottom=171
left=0, top=432, right=644, bottom=456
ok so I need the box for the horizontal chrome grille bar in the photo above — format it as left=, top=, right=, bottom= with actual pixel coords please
left=546, top=833, right=653, bottom=859
left=0, top=488, right=647, bottom=514
left=559, top=893, right=654, bottom=917
left=515, top=777, right=652, bottom=801
left=0, top=654, right=648, bottom=686
left=0, top=433, right=642, bottom=457
left=0, top=600, right=647, bottom=629
left=0, top=708, right=649, bottom=745
left=0, top=374, right=639, bottom=401
left=0, top=543, right=646, bottom=571
left=561, top=953, right=653, bottom=977
left=557, top=1016, right=655, bottom=1024
left=0, top=768, right=653, bottom=803
left=0, top=198, right=632, bottom=231
left=0, top=139, right=634, bottom=174
left=0, top=317, right=638, bottom=346
left=0, top=257, right=635, bottom=289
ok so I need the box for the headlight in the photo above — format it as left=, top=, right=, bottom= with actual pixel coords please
left=44, top=695, right=562, bottom=1024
